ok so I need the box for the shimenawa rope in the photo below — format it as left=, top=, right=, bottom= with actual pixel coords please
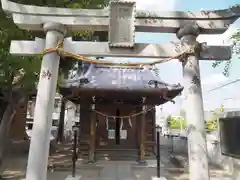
left=41, top=40, right=197, bottom=67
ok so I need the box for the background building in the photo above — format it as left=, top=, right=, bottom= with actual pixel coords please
left=26, top=93, right=79, bottom=139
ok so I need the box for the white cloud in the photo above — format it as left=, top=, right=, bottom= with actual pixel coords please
left=202, top=73, right=228, bottom=86
left=134, top=0, right=177, bottom=11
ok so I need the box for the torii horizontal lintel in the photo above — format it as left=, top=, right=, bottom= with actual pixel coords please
left=2, top=0, right=239, bottom=34
left=10, top=38, right=232, bottom=60
left=2, top=0, right=239, bottom=20
left=12, top=13, right=234, bottom=34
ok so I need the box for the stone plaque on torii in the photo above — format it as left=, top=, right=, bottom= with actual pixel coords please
left=1, top=0, right=239, bottom=180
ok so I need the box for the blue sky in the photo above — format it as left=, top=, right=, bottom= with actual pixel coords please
left=133, top=0, right=240, bottom=115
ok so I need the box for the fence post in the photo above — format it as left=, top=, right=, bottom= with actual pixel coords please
left=72, top=126, right=78, bottom=177
left=156, top=125, right=161, bottom=177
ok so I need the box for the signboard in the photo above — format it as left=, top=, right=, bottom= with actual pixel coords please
left=109, top=1, right=136, bottom=48
left=108, top=129, right=127, bottom=139
left=219, top=116, right=240, bottom=159
left=120, top=130, right=127, bottom=139
left=108, top=129, right=115, bottom=139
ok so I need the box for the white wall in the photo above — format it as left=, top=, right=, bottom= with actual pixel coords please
left=160, top=131, right=240, bottom=173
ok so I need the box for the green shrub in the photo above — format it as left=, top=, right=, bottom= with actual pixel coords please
left=167, top=117, right=218, bottom=132
left=168, top=117, right=186, bottom=130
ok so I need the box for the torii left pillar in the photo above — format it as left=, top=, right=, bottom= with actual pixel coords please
left=25, top=23, right=66, bottom=180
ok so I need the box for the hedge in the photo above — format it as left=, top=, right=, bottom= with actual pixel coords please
left=167, top=118, right=218, bottom=132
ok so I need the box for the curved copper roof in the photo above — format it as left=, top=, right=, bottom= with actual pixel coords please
left=59, top=63, right=183, bottom=105
left=61, top=64, right=182, bottom=90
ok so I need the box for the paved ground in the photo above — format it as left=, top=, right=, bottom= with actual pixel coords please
left=0, top=140, right=239, bottom=180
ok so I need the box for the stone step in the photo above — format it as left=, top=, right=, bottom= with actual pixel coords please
left=96, top=148, right=139, bottom=151
left=78, top=147, right=156, bottom=160
left=95, top=152, right=138, bottom=156
left=95, top=149, right=155, bottom=161
left=96, top=149, right=139, bottom=161
left=146, top=133, right=153, bottom=136
left=96, top=148, right=154, bottom=153
left=78, top=145, right=89, bottom=149
left=96, top=150, right=139, bottom=156
left=145, top=141, right=155, bottom=144
left=79, top=139, right=90, bottom=144
left=78, top=154, right=156, bottom=161
left=96, top=156, right=138, bottom=161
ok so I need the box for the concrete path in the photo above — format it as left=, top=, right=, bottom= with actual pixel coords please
left=97, top=162, right=136, bottom=180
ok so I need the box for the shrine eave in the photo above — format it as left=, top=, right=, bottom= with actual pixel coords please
left=2, top=0, right=239, bottom=34
left=60, top=87, right=183, bottom=105
left=60, top=86, right=183, bottom=96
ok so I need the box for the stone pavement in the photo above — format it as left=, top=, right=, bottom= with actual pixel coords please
left=1, top=141, right=239, bottom=180
left=1, top=157, right=238, bottom=180
left=97, top=162, right=136, bottom=180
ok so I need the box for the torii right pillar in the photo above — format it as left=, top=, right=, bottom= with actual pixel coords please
left=177, top=25, right=210, bottom=180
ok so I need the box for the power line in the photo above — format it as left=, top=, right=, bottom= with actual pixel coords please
left=163, top=76, right=240, bottom=112
left=208, top=77, right=240, bottom=92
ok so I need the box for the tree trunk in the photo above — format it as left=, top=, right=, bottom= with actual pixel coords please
left=9, top=99, right=28, bottom=140
left=0, top=96, right=25, bottom=172
left=0, top=104, right=16, bottom=170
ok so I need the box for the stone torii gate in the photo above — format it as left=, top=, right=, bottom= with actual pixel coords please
left=1, top=0, right=240, bottom=180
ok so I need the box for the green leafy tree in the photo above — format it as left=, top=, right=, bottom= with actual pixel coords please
left=212, top=29, right=240, bottom=76
left=167, top=116, right=187, bottom=130
left=212, top=4, right=240, bottom=76
left=0, top=0, right=109, bottom=171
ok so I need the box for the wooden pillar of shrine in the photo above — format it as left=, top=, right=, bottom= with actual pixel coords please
left=139, top=98, right=146, bottom=163
left=89, top=98, right=96, bottom=163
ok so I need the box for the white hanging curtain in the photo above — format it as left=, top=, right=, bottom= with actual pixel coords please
left=96, top=120, right=98, bottom=127
left=128, top=117, right=132, bottom=128
left=106, top=117, right=109, bottom=130
left=120, top=118, right=123, bottom=130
